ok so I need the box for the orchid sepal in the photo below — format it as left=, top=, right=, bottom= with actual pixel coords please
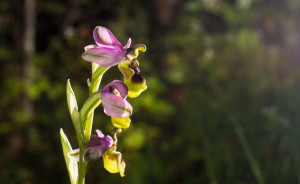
left=82, top=47, right=125, bottom=68
left=101, top=80, right=132, bottom=118
left=124, top=38, right=132, bottom=49
left=93, top=26, right=123, bottom=51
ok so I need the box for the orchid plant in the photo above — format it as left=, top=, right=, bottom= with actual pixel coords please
left=60, top=26, right=147, bottom=184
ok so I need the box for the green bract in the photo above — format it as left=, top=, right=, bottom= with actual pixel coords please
left=60, top=129, right=78, bottom=184
left=66, top=80, right=83, bottom=144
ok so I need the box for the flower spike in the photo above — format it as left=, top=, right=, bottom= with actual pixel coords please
left=63, top=25, right=147, bottom=182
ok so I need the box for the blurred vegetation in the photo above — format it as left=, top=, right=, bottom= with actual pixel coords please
left=1, top=0, right=300, bottom=183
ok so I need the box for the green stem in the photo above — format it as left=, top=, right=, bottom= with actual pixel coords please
left=84, top=64, right=107, bottom=142
left=84, top=114, right=94, bottom=142
left=77, top=144, right=87, bottom=184
left=89, top=65, right=108, bottom=95
left=86, top=160, right=96, bottom=173
left=77, top=64, right=108, bottom=183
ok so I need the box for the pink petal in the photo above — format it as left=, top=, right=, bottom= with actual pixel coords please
left=101, top=93, right=132, bottom=118
left=93, top=26, right=123, bottom=51
left=95, top=129, right=104, bottom=138
left=102, top=80, right=128, bottom=99
left=82, top=47, right=125, bottom=68
left=124, top=38, right=131, bottom=49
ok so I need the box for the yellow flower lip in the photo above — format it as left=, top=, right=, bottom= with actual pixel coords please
left=129, top=59, right=141, bottom=74
left=118, top=59, right=147, bottom=98
left=111, top=117, right=131, bottom=129
left=103, top=146, right=126, bottom=177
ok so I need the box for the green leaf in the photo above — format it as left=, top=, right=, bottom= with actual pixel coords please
left=66, top=79, right=82, bottom=143
left=60, top=129, right=78, bottom=184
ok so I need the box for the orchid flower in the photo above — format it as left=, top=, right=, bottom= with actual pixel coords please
left=82, top=26, right=144, bottom=68
left=101, top=80, right=132, bottom=118
left=68, top=130, right=113, bottom=162
left=82, top=26, right=147, bottom=98
left=82, top=26, right=131, bottom=68
left=82, top=26, right=146, bottom=68
left=68, top=129, right=126, bottom=177
left=79, top=80, right=132, bottom=129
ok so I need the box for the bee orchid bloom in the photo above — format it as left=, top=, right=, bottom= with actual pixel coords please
left=68, top=130, right=113, bottom=162
left=101, top=80, right=132, bottom=118
left=82, top=26, right=130, bottom=68
left=83, top=130, right=113, bottom=162
left=82, top=26, right=146, bottom=68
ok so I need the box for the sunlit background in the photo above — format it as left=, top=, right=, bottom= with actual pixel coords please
left=1, top=0, right=300, bottom=183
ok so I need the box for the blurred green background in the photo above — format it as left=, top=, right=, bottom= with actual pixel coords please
left=1, top=0, right=300, bottom=183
